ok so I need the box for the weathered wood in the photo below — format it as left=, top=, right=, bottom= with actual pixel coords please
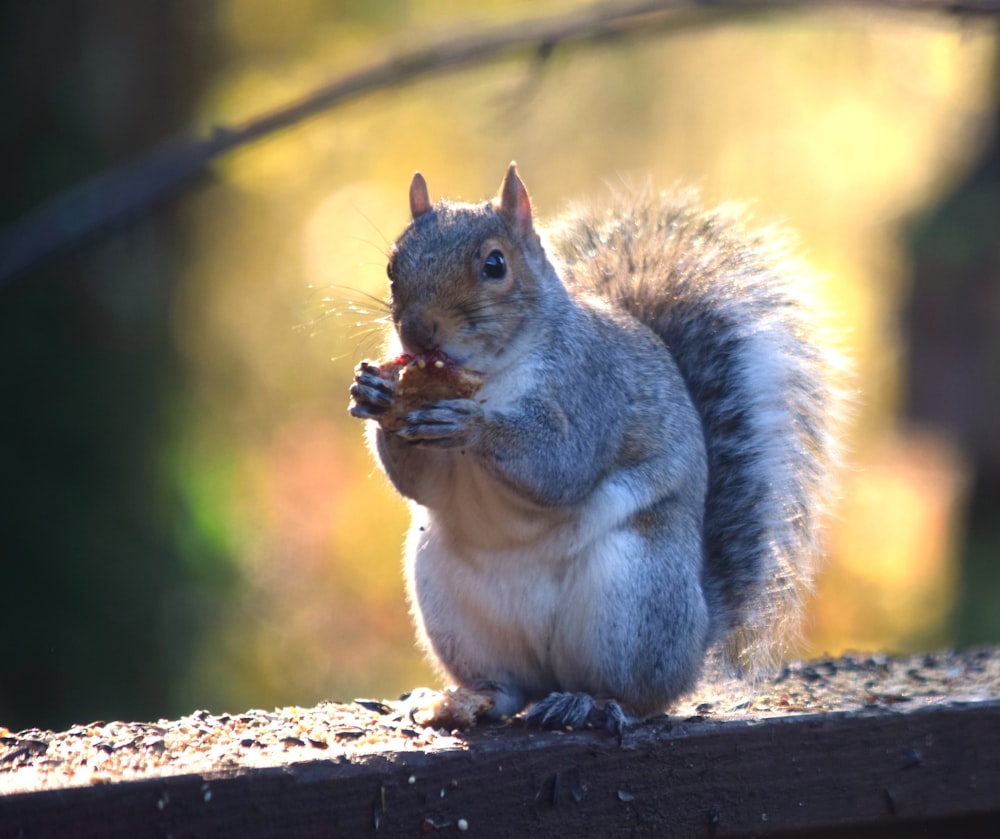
left=2, top=652, right=999, bottom=837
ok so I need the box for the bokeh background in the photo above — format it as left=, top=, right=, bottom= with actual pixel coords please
left=2, top=1, right=998, bottom=732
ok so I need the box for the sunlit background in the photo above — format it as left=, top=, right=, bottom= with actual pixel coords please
left=2, top=1, right=998, bottom=732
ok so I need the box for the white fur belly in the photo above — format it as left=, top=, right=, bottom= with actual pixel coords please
left=406, top=520, right=572, bottom=696
left=404, top=458, right=652, bottom=695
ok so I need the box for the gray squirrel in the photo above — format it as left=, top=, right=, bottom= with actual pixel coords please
left=349, top=164, right=844, bottom=732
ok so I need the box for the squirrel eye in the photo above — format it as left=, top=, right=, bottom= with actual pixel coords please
left=481, top=249, right=507, bottom=280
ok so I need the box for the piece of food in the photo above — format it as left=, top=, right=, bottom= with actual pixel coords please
left=376, top=351, right=485, bottom=431
left=408, top=686, right=495, bottom=730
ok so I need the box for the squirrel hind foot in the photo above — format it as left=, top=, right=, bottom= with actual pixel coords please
left=525, top=692, right=630, bottom=741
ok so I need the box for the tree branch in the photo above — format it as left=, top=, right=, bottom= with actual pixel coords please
left=1, top=0, right=997, bottom=289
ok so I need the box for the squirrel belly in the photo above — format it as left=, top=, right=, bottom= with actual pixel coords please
left=348, top=164, right=844, bottom=725
left=395, top=310, right=711, bottom=718
left=406, top=494, right=710, bottom=719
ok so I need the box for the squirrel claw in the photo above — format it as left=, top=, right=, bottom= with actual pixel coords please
left=350, top=364, right=395, bottom=415
left=393, top=400, right=483, bottom=446
left=348, top=400, right=385, bottom=419
left=525, top=692, right=630, bottom=742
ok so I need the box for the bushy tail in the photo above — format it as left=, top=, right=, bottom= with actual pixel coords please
left=548, top=186, right=846, bottom=669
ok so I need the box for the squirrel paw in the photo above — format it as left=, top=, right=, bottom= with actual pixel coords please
left=525, top=692, right=630, bottom=741
left=349, top=361, right=394, bottom=418
left=467, top=680, right=528, bottom=721
left=394, top=399, right=484, bottom=447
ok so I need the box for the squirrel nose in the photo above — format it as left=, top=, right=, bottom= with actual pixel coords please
left=399, top=314, right=440, bottom=352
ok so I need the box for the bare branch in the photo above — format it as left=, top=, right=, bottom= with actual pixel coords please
left=1, top=0, right=998, bottom=289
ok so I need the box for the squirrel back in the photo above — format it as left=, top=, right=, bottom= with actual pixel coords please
left=548, top=187, right=844, bottom=667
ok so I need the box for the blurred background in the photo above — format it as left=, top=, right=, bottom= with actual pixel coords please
left=1, top=1, right=997, bottom=732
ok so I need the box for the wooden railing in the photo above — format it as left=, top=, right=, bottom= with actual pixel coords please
left=2, top=650, right=998, bottom=837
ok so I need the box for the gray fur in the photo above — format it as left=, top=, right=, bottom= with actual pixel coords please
left=350, top=168, right=845, bottom=727
left=546, top=186, right=845, bottom=669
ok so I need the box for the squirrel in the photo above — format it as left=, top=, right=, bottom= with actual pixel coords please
left=349, top=163, right=845, bottom=732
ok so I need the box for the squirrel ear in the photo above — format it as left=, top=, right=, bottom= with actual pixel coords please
left=497, top=162, right=533, bottom=237
left=409, top=172, right=432, bottom=219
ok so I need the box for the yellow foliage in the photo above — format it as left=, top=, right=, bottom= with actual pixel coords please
left=170, top=1, right=999, bottom=708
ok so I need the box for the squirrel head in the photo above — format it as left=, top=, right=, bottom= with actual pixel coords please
left=385, top=163, right=556, bottom=371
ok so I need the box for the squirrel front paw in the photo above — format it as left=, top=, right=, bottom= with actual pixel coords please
left=394, top=399, right=485, bottom=447
left=349, top=361, right=394, bottom=419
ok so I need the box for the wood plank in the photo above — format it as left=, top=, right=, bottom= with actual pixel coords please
left=2, top=651, right=999, bottom=837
